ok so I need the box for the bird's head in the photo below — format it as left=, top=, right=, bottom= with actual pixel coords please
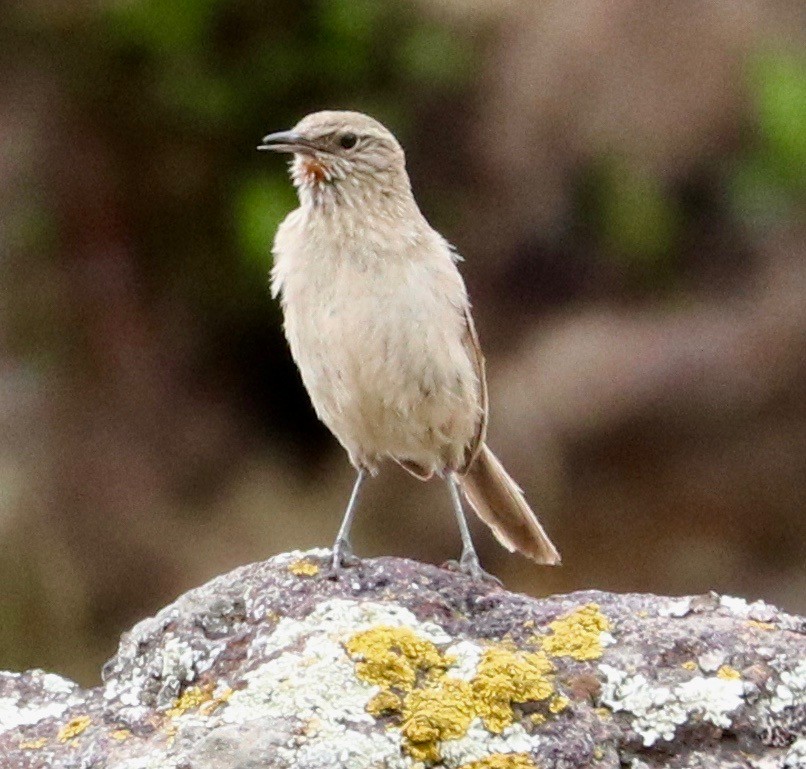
left=259, top=111, right=410, bottom=206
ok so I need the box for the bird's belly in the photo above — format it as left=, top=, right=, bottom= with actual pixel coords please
left=282, top=266, right=479, bottom=471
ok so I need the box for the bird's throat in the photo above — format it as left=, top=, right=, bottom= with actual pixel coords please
left=299, top=157, right=329, bottom=185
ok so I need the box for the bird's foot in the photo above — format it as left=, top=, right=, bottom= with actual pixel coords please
left=444, top=551, right=503, bottom=586
left=327, top=538, right=361, bottom=578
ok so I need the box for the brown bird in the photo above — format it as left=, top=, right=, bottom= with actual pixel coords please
left=259, top=110, right=560, bottom=577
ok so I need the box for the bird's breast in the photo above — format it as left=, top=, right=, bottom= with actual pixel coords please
left=279, top=235, right=476, bottom=426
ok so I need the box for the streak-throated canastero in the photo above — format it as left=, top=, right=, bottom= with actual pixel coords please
left=259, top=110, right=560, bottom=578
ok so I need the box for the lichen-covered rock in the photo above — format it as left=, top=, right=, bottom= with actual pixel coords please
left=0, top=550, right=804, bottom=768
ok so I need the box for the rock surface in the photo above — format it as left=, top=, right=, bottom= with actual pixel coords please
left=0, top=549, right=804, bottom=768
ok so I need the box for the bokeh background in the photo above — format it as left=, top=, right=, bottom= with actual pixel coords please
left=1, top=0, right=804, bottom=685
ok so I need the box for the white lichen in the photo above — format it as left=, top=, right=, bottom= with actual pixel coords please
left=253, top=598, right=451, bottom=661
left=159, top=636, right=198, bottom=685
left=218, top=598, right=547, bottom=768
left=108, top=759, right=151, bottom=769
left=675, top=676, right=745, bottom=728
left=112, top=759, right=159, bottom=769
left=785, top=736, right=806, bottom=768
left=271, top=547, right=332, bottom=567
left=290, top=723, right=406, bottom=769
left=112, top=758, right=182, bottom=769
left=600, top=630, right=617, bottom=648
left=770, top=660, right=806, bottom=714
left=696, top=650, right=726, bottom=673
left=658, top=598, right=693, bottom=618
left=103, top=621, right=228, bottom=716
left=39, top=673, right=77, bottom=696
left=0, top=696, right=70, bottom=732
left=223, top=599, right=455, bottom=768
left=599, top=664, right=745, bottom=746
left=719, top=595, right=777, bottom=622
left=444, top=640, right=483, bottom=681
left=225, top=631, right=378, bottom=726
left=719, top=596, right=751, bottom=616
left=0, top=672, right=81, bottom=733
left=439, top=719, right=540, bottom=766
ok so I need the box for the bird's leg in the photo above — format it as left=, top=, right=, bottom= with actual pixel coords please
left=446, top=474, right=501, bottom=584
left=331, top=469, right=366, bottom=571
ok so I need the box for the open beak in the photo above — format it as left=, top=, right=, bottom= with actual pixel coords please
left=258, top=130, right=318, bottom=154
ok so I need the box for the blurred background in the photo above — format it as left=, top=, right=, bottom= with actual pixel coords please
left=1, top=0, right=804, bottom=685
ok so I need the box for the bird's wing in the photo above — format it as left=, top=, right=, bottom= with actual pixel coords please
left=461, top=306, right=488, bottom=472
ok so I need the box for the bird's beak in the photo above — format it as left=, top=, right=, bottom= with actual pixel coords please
left=258, top=130, right=317, bottom=154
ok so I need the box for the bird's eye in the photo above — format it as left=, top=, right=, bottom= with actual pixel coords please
left=339, top=132, right=358, bottom=150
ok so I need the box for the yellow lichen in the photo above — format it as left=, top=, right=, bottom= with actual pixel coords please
left=348, top=626, right=557, bottom=763
left=165, top=685, right=212, bottom=718
left=19, top=738, right=48, bottom=750
left=747, top=620, right=775, bottom=631
left=57, top=715, right=91, bottom=742
left=471, top=647, right=555, bottom=732
left=593, top=746, right=604, bottom=760
left=345, top=626, right=448, bottom=691
left=110, top=729, right=131, bottom=742
left=200, top=689, right=233, bottom=716
left=163, top=721, right=178, bottom=744
left=459, top=753, right=537, bottom=769
left=165, top=683, right=232, bottom=719
left=289, top=559, right=320, bottom=577
left=366, top=689, right=403, bottom=716
left=548, top=695, right=570, bottom=714
left=681, top=660, right=698, bottom=671
left=716, top=665, right=741, bottom=680
left=595, top=706, right=612, bottom=719
left=529, top=712, right=547, bottom=725
left=402, top=678, right=476, bottom=762
left=540, top=604, right=611, bottom=661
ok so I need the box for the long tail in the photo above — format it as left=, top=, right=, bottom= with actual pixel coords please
left=458, top=444, right=561, bottom=565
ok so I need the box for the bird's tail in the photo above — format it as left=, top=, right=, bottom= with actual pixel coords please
left=458, top=444, right=561, bottom=565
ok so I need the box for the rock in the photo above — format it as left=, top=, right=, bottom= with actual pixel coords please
left=0, top=549, right=804, bottom=768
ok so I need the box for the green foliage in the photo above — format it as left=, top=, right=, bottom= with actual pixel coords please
left=753, top=50, right=806, bottom=190
left=397, top=24, right=474, bottom=88
left=103, top=0, right=217, bottom=56
left=730, top=49, right=805, bottom=229
left=729, top=154, right=794, bottom=228
left=581, top=158, right=681, bottom=288
left=233, top=175, right=297, bottom=273
left=317, top=0, right=384, bottom=82
left=600, top=163, right=680, bottom=263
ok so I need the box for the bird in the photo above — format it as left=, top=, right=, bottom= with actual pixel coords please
left=259, top=110, right=560, bottom=578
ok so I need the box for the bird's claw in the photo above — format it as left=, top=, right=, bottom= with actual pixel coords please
left=443, top=552, right=503, bottom=586
left=327, top=539, right=361, bottom=579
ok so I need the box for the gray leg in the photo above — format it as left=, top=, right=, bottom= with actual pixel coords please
left=332, top=469, right=366, bottom=570
left=447, top=474, right=499, bottom=582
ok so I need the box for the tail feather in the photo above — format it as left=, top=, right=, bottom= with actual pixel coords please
left=458, top=444, right=561, bottom=565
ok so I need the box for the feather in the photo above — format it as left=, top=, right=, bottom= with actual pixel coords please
left=459, top=444, right=561, bottom=565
